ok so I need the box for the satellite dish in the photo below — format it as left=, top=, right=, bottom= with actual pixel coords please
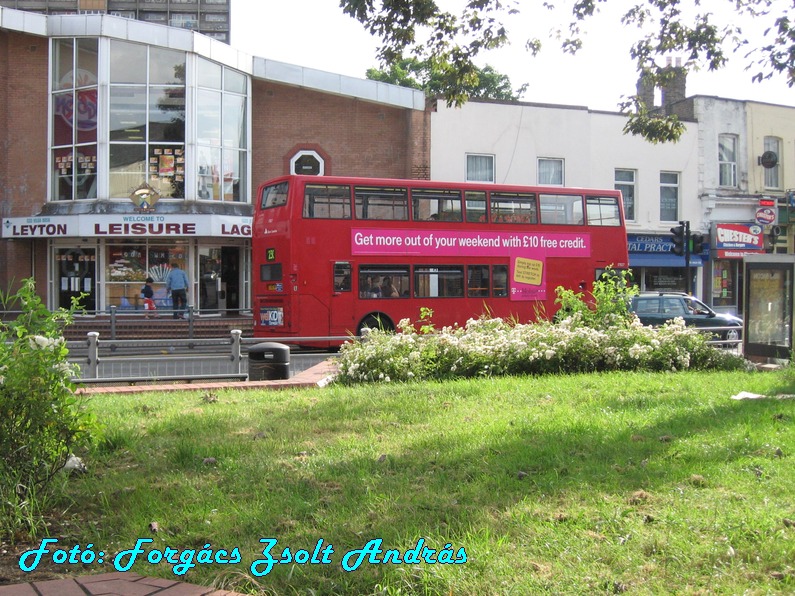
left=760, top=151, right=778, bottom=169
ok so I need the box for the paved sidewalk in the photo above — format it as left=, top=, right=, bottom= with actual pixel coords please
left=1, top=360, right=339, bottom=595
left=0, top=572, right=244, bottom=595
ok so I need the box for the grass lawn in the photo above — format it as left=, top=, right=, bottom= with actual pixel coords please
left=22, top=369, right=795, bottom=594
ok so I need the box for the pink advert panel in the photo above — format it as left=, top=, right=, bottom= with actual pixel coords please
left=351, top=229, right=591, bottom=258
left=352, top=229, right=592, bottom=302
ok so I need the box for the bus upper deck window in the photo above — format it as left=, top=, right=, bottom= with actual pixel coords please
left=490, top=192, right=537, bottom=224
left=540, top=194, right=584, bottom=225
left=354, top=186, right=408, bottom=220
left=412, top=189, right=462, bottom=222
left=465, top=191, right=487, bottom=223
left=261, top=182, right=288, bottom=209
left=304, top=184, right=352, bottom=219
left=586, top=196, right=622, bottom=226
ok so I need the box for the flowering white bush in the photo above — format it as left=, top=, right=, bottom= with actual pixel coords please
left=336, top=313, right=748, bottom=384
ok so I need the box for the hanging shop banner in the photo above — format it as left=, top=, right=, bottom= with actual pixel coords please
left=2, top=214, right=252, bottom=238
left=712, top=222, right=765, bottom=259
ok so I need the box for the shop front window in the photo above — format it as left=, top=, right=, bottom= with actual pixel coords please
left=105, top=242, right=188, bottom=310
left=642, top=267, right=685, bottom=293
left=712, top=259, right=737, bottom=308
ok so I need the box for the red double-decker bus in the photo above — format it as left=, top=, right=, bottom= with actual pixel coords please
left=252, top=175, right=628, bottom=344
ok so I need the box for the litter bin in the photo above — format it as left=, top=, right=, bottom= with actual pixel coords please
left=248, top=342, right=290, bottom=381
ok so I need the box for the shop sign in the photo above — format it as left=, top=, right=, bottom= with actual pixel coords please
left=627, top=235, right=671, bottom=252
left=2, top=215, right=252, bottom=238
left=755, top=207, right=777, bottom=225
left=714, top=223, right=763, bottom=251
left=717, top=249, right=762, bottom=259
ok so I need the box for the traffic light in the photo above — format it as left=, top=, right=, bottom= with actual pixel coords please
left=690, top=232, right=705, bottom=254
left=670, top=224, right=686, bottom=256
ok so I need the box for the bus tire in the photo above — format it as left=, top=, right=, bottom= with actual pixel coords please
left=357, top=313, right=394, bottom=336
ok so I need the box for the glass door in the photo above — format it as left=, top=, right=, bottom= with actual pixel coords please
left=57, top=247, right=96, bottom=311
left=198, top=246, right=240, bottom=313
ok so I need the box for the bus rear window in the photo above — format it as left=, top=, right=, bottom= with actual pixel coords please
left=304, top=184, right=351, bottom=219
left=260, top=263, right=282, bottom=281
left=586, top=196, right=622, bottom=226
left=260, top=182, right=288, bottom=209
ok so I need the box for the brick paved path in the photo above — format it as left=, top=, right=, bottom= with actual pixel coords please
left=0, top=572, right=244, bottom=595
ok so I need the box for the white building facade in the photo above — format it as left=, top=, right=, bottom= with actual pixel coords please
left=430, top=98, right=704, bottom=298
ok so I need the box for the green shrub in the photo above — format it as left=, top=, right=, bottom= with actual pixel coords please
left=554, top=266, right=638, bottom=329
left=337, top=314, right=748, bottom=383
left=0, top=279, right=96, bottom=538
left=335, top=271, right=749, bottom=384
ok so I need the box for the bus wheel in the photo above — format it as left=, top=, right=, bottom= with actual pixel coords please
left=357, top=313, right=394, bottom=336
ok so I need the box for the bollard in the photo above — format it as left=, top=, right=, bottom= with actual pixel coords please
left=230, top=329, right=243, bottom=376
left=248, top=342, right=290, bottom=381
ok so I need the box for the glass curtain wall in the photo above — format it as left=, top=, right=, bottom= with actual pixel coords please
left=196, top=57, right=247, bottom=202
left=51, top=38, right=99, bottom=200
left=109, top=40, right=186, bottom=199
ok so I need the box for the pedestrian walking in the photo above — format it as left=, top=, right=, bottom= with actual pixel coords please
left=165, top=263, right=190, bottom=319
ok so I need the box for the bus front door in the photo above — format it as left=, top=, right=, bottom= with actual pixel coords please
left=329, top=261, right=355, bottom=337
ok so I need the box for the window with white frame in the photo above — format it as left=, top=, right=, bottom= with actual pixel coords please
left=659, top=171, right=679, bottom=221
left=614, top=169, right=636, bottom=221
left=764, top=136, right=782, bottom=189
left=538, top=158, right=564, bottom=185
left=466, top=154, right=494, bottom=182
left=290, top=150, right=324, bottom=176
left=718, top=134, right=737, bottom=187
left=196, top=57, right=248, bottom=202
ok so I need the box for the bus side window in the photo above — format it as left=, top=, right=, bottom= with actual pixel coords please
left=492, top=265, right=508, bottom=297
left=359, top=274, right=382, bottom=298
left=467, top=265, right=489, bottom=297
left=586, top=196, right=622, bottom=226
left=465, top=191, right=487, bottom=223
left=334, top=262, right=351, bottom=292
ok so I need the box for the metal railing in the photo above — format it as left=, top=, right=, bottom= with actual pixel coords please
left=66, top=331, right=347, bottom=385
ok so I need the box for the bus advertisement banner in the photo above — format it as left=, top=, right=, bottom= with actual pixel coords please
left=351, top=228, right=592, bottom=302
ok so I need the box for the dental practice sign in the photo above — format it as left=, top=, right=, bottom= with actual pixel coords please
left=2, top=214, right=252, bottom=239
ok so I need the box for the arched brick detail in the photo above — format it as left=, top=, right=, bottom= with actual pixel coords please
left=282, top=144, right=333, bottom=176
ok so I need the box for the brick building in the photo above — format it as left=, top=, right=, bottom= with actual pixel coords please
left=0, top=8, right=429, bottom=317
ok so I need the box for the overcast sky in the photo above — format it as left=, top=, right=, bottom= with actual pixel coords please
left=230, top=0, right=794, bottom=112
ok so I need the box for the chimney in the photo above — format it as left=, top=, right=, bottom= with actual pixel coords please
left=636, top=72, right=656, bottom=109
left=661, top=57, right=687, bottom=113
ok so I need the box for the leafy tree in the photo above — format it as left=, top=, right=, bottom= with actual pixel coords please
left=341, top=0, right=794, bottom=143
left=366, top=56, right=525, bottom=100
